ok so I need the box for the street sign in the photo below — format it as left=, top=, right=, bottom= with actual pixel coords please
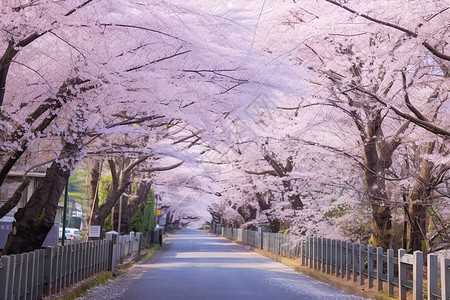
left=156, top=210, right=161, bottom=215
left=89, top=225, right=101, bottom=237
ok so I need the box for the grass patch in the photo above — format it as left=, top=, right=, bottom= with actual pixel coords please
left=139, top=244, right=160, bottom=263
left=54, top=271, right=114, bottom=300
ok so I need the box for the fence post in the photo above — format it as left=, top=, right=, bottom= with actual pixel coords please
left=313, top=237, right=317, bottom=270
left=376, top=247, right=383, bottom=291
left=0, top=255, right=13, bottom=300
left=258, top=227, right=264, bottom=250
left=340, top=240, right=345, bottom=279
left=335, top=240, right=340, bottom=277
left=442, top=257, right=449, bottom=300
left=331, top=239, right=335, bottom=275
left=321, top=239, right=326, bottom=273
left=398, top=249, right=407, bottom=300
left=37, top=249, right=45, bottom=299
left=367, top=245, right=374, bottom=289
left=412, top=251, right=423, bottom=300
left=346, top=242, right=351, bottom=280
left=326, top=239, right=331, bottom=274
left=130, top=232, right=135, bottom=253
left=301, top=240, right=305, bottom=266
left=359, top=244, right=365, bottom=286
left=387, top=249, right=394, bottom=296
left=307, top=238, right=311, bottom=267
left=136, top=232, right=143, bottom=255
left=106, top=231, right=119, bottom=276
left=428, top=254, right=438, bottom=300
left=352, top=244, right=357, bottom=283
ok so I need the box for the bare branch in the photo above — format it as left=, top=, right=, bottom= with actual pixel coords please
left=141, top=161, right=184, bottom=172
left=173, top=132, right=202, bottom=145
left=324, top=0, right=450, bottom=61
left=99, top=23, right=187, bottom=43
left=245, top=169, right=279, bottom=176
left=49, top=32, right=86, bottom=58
left=402, top=71, right=427, bottom=121
left=352, top=86, right=450, bottom=136
left=126, top=49, right=191, bottom=72
left=65, top=0, right=94, bottom=16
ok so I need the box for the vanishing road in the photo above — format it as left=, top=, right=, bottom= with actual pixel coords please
left=104, top=229, right=367, bottom=300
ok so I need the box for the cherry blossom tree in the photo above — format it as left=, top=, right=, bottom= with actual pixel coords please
left=1, top=0, right=448, bottom=254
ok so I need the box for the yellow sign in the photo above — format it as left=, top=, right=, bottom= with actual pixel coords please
left=156, top=210, right=161, bottom=215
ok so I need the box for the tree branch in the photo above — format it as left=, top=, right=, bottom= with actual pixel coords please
left=352, top=86, right=450, bottom=136
left=0, top=179, right=30, bottom=219
left=245, top=169, right=279, bottom=176
left=125, top=49, right=191, bottom=72
left=99, top=23, right=186, bottom=43
left=141, top=161, right=184, bottom=172
left=324, top=0, right=450, bottom=61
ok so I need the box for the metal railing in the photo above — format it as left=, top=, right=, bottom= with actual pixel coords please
left=216, top=226, right=449, bottom=300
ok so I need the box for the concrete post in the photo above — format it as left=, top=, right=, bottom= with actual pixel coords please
left=412, top=251, right=423, bottom=300
left=376, top=247, right=383, bottom=290
left=398, top=249, right=407, bottom=300
left=387, top=249, right=394, bottom=296
left=129, top=232, right=135, bottom=253
left=427, top=253, right=438, bottom=300
left=106, top=231, right=118, bottom=276
left=442, top=257, right=449, bottom=300
left=257, top=227, right=264, bottom=250
left=136, top=232, right=142, bottom=254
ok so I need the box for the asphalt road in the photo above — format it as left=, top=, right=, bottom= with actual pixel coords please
left=115, top=229, right=367, bottom=300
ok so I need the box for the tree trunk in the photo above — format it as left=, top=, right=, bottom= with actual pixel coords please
left=407, top=142, right=435, bottom=253
left=2, top=142, right=79, bottom=255
left=91, top=159, right=122, bottom=229
left=122, top=182, right=151, bottom=233
left=90, top=158, right=147, bottom=231
left=361, top=110, right=399, bottom=249
left=88, top=161, right=101, bottom=217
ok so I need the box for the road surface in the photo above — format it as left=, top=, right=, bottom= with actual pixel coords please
left=113, top=229, right=367, bottom=300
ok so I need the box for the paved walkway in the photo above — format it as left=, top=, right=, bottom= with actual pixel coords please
left=112, top=229, right=367, bottom=300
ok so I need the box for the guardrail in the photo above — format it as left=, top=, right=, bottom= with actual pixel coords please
left=216, top=226, right=449, bottom=300
left=0, top=228, right=164, bottom=300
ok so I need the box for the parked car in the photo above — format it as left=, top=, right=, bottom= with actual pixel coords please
left=59, top=227, right=81, bottom=240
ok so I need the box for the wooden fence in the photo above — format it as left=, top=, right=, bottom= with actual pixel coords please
left=0, top=240, right=111, bottom=300
left=217, top=226, right=449, bottom=300
left=0, top=229, right=164, bottom=300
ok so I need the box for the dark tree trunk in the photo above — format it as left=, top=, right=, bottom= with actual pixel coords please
left=256, top=192, right=271, bottom=210
left=2, top=142, right=79, bottom=255
left=407, top=142, right=435, bottom=253
left=91, top=158, right=147, bottom=231
left=354, top=108, right=408, bottom=249
left=122, top=182, right=151, bottom=233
